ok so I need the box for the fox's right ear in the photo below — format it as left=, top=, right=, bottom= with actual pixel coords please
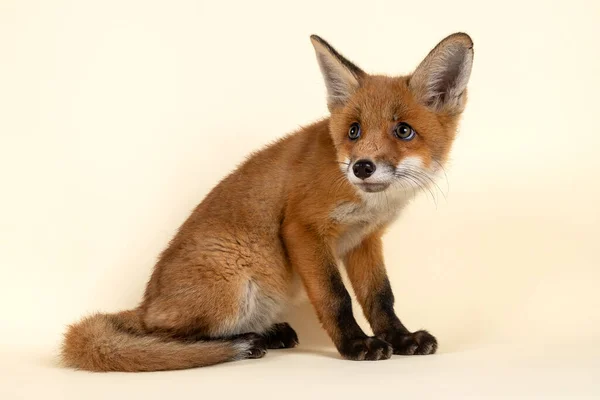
left=310, top=35, right=365, bottom=111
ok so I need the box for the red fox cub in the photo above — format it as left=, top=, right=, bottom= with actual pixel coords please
left=62, top=33, right=473, bottom=372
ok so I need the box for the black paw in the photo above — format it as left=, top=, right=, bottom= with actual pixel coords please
left=338, top=337, right=393, bottom=361
left=234, top=333, right=268, bottom=359
left=379, top=330, right=438, bottom=355
left=263, top=322, right=299, bottom=349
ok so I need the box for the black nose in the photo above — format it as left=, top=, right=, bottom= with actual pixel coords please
left=353, top=159, right=376, bottom=180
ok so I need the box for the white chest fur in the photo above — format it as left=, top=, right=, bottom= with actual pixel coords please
left=331, top=186, right=412, bottom=257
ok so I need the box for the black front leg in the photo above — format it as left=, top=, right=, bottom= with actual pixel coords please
left=283, top=222, right=392, bottom=361
left=344, top=232, right=438, bottom=356
left=372, top=278, right=438, bottom=355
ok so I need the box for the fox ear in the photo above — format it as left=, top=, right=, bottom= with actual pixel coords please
left=310, top=35, right=365, bottom=110
left=409, top=33, right=474, bottom=114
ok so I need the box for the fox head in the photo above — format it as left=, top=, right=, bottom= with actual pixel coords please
left=311, top=33, right=473, bottom=194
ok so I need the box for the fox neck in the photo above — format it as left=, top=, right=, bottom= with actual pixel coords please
left=329, top=182, right=413, bottom=256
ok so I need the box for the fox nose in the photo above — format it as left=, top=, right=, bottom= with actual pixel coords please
left=352, top=159, right=376, bottom=180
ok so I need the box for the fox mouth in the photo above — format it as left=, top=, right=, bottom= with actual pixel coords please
left=356, top=182, right=390, bottom=193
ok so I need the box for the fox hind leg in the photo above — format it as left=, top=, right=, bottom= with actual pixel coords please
left=219, top=323, right=298, bottom=361
left=231, top=332, right=268, bottom=359
left=228, top=322, right=298, bottom=357
left=262, top=322, right=299, bottom=349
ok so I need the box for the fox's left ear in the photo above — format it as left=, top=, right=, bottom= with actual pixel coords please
left=311, top=35, right=365, bottom=111
left=409, top=33, right=474, bottom=114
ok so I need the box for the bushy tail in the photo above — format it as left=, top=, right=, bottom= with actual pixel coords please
left=61, top=310, right=253, bottom=372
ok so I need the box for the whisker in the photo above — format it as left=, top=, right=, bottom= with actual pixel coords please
left=406, top=172, right=437, bottom=208
left=326, top=170, right=350, bottom=201
left=384, top=188, right=390, bottom=213
left=402, top=166, right=447, bottom=203
left=397, top=173, right=420, bottom=200
left=409, top=172, right=438, bottom=209
left=432, top=159, right=450, bottom=196
left=395, top=171, right=437, bottom=208
left=396, top=165, right=447, bottom=204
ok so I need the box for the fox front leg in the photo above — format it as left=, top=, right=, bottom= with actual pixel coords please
left=283, top=222, right=392, bottom=361
left=344, top=231, right=438, bottom=355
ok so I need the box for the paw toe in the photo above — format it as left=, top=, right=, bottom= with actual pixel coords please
left=413, top=330, right=437, bottom=355
left=387, top=330, right=438, bottom=355
left=266, top=323, right=299, bottom=349
left=236, top=333, right=268, bottom=359
left=342, top=337, right=392, bottom=361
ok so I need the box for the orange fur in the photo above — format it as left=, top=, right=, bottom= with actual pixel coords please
left=61, top=33, right=473, bottom=371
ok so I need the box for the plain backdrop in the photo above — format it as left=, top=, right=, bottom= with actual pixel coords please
left=1, top=0, right=599, bottom=398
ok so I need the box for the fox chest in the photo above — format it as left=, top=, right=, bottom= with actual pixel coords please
left=330, top=192, right=409, bottom=257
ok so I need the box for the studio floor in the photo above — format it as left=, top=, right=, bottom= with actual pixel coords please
left=3, top=338, right=599, bottom=399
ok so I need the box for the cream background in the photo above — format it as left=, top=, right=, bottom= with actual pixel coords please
left=1, top=0, right=599, bottom=398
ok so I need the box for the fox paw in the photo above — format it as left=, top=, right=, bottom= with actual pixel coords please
left=338, top=337, right=393, bottom=361
left=379, top=330, right=437, bottom=355
left=263, top=323, right=299, bottom=349
left=235, top=333, right=267, bottom=359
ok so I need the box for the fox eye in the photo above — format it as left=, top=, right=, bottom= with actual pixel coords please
left=394, top=122, right=415, bottom=140
left=348, top=123, right=361, bottom=140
